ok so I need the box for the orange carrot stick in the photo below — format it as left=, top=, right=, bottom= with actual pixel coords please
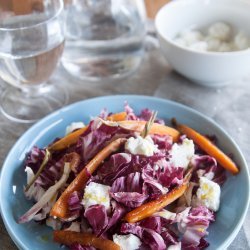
left=54, top=231, right=120, bottom=250
left=49, top=127, right=87, bottom=151
left=124, top=181, right=189, bottom=223
left=175, top=122, right=239, bottom=175
left=50, top=138, right=127, bottom=219
left=117, top=120, right=180, bottom=142
left=107, top=112, right=127, bottom=121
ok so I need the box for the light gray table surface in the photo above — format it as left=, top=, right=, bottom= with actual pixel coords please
left=0, top=47, right=249, bottom=250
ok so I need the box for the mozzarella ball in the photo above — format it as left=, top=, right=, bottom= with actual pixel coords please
left=234, top=32, right=249, bottom=50
left=206, top=37, right=221, bottom=51
left=218, top=42, right=233, bottom=52
left=208, top=22, right=231, bottom=41
left=179, top=30, right=204, bottom=46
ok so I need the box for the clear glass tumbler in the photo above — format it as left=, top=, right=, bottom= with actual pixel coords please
left=62, top=0, right=146, bottom=81
left=0, top=0, right=67, bottom=123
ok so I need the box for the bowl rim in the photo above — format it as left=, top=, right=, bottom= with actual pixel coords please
left=0, top=95, right=249, bottom=250
left=155, top=0, right=250, bottom=57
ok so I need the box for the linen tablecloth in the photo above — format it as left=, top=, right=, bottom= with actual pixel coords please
left=0, top=46, right=249, bottom=250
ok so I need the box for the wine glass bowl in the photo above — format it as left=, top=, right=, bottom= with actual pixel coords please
left=0, top=0, right=67, bottom=123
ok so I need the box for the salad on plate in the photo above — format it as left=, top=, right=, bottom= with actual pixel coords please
left=18, top=104, right=239, bottom=250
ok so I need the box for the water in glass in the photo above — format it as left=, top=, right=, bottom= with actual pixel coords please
left=0, top=15, right=64, bottom=88
left=62, top=0, right=146, bottom=80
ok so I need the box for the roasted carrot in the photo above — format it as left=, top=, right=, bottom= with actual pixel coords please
left=50, top=138, right=127, bottom=219
left=117, top=120, right=180, bottom=142
left=175, top=122, right=239, bottom=175
left=49, top=127, right=87, bottom=151
left=107, top=112, right=127, bottom=121
left=124, top=181, right=189, bottom=223
left=54, top=231, right=120, bottom=250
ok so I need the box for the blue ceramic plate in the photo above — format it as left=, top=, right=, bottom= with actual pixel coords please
left=0, top=95, right=249, bottom=250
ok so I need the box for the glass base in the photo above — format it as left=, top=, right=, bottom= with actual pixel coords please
left=0, top=83, right=68, bottom=123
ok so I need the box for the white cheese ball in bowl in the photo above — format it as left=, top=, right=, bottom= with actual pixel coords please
left=234, top=32, right=250, bottom=50
left=208, top=22, right=231, bottom=41
left=155, top=0, right=250, bottom=87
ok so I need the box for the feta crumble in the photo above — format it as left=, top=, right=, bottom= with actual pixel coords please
left=82, top=182, right=111, bottom=210
left=65, top=122, right=85, bottom=135
left=169, top=138, right=195, bottom=169
left=113, top=234, right=142, bottom=250
left=196, top=177, right=221, bottom=212
left=125, top=135, right=158, bottom=156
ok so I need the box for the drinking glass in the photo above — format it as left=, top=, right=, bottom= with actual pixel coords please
left=0, top=0, right=67, bottom=123
left=62, top=0, right=146, bottom=81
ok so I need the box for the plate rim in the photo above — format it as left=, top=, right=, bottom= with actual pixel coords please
left=0, top=94, right=249, bottom=250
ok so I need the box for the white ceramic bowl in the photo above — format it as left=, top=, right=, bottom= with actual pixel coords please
left=155, top=0, right=250, bottom=87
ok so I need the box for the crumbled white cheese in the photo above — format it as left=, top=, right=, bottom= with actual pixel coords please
left=65, top=122, right=85, bottom=135
left=196, top=177, right=221, bottom=212
left=82, top=182, right=111, bottom=210
left=169, top=138, right=195, bottom=169
left=125, top=135, right=158, bottom=156
left=113, top=234, right=142, bottom=250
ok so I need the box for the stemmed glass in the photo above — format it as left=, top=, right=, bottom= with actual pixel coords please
left=0, top=0, right=67, bottom=123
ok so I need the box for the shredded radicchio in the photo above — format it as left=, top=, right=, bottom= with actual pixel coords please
left=177, top=206, right=215, bottom=249
left=84, top=201, right=126, bottom=237
left=191, top=155, right=227, bottom=185
left=68, top=191, right=82, bottom=219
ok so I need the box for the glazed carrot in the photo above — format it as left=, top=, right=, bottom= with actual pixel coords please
left=124, top=181, right=189, bottom=223
left=49, top=127, right=87, bottom=151
left=49, top=113, right=127, bottom=151
left=107, top=112, right=127, bottom=121
left=117, top=120, right=180, bottom=142
left=176, top=122, right=239, bottom=175
left=50, top=138, right=127, bottom=219
left=54, top=231, right=120, bottom=250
